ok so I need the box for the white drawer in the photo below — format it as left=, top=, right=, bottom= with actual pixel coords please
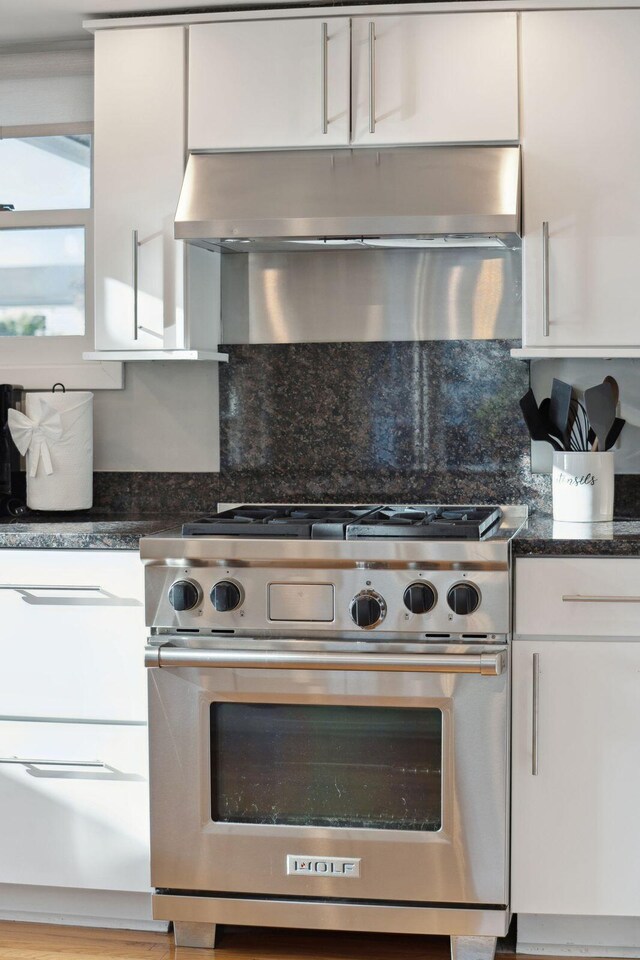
left=516, top=557, right=640, bottom=637
left=0, top=550, right=146, bottom=721
left=0, top=719, right=150, bottom=891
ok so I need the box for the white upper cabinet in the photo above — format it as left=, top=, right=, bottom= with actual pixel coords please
left=188, top=13, right=518, bottom=152
left=351, top=13, right=518, bottom=146
left=521, top=11, right=640, bottom=349
left=188, top=19, right=351, bottom=150
left=93, top=27, right=221, bottom=357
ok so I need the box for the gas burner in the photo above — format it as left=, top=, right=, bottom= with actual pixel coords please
left=182, top=504, right=503, bottom=541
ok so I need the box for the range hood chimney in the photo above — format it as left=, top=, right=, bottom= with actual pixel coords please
left=175, top=145, right=521, bottom=251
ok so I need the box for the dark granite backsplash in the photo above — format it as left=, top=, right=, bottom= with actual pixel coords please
left=217, top=339, right=551, bottom=507
left=92, top=471, right=219, bottom=516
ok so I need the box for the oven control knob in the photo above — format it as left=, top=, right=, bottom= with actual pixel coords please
left=210, top=580, right=242, bottom=613
left=403, top=582, right=437, bottom=615
left=447, top=582, right=481, bottom=616
left=168, top=579, right=201, bottom=612
left=350, top=591, right=386, bottom=629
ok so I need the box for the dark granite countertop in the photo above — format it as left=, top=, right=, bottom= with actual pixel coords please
left=6, top=506, right=640, bottom=555
left=514, top=512, right=640, bottom=557
left=0, top=513, right=185, bottom=550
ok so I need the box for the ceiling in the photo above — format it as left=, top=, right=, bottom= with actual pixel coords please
left=0, top=0, right=261, bottom=45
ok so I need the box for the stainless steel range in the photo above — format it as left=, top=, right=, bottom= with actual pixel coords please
left=141, top=504, right=526, bottom=959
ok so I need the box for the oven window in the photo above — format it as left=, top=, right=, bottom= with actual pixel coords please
left=210, top=703, right=442, bottom=831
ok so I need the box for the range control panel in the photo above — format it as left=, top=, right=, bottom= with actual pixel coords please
left=146, top=564, right=509, bottom=638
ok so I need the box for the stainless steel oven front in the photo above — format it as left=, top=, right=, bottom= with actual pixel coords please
left=145, top=636, right=509, bottom=909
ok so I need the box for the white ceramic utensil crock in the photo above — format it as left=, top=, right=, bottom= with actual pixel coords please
left=552, top=451, right=614, bottom=522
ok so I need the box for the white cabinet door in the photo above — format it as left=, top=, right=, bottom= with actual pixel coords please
left=0, top=550, right=146, bottom=722
left=188, top=19, right=351, bottom=150
left=522, top=11, right=640, bottom=347
left=0, top=720, right=150, bottom=891
left=351, top=13, right=518, bottom=146
left=94, top=27, right=188, bottom=351
left=512, top=640, right=640, bottom=916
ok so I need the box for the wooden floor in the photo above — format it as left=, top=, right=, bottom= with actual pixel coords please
left=0, top=922, right=530, bottom=960
left=0, top=922, right=566, bottom=960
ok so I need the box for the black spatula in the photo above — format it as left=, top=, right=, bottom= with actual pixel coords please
left=549, top=378, right=573, bottom=448
left=520, top=390, right=564, bottom=451
left=584, top=381, right=617, bottom=452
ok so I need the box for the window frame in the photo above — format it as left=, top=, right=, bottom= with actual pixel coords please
left=0, top=122, right=122, bottom=389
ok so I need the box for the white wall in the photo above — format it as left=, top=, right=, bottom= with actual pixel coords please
left=92, top=361, right=219, bottom=471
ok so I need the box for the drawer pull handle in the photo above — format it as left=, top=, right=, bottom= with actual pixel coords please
left=562, top=595, right=640, bottom=603
left=0, top=584, right=101, bottom=592
left=0, top=757, right=105, bottom=768
left=0, top=584, right=139, bottom=607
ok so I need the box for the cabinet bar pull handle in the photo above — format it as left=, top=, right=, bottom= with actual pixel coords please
left=132, top=228, right=139, bottom=341
left=542, top=221, right=550, bottom=337
left=532, top=652, right=539, bottom=776
left=146, top=647, right=504, bottom=676
left=0, top=584, right=101, bottom=592
left=562, top=594, right=640, bottom=603
left=0, top=757, right=105, bottom=768
left=321, top=22, right=328, bottom=134
left=368, top=21, right=376, bottom=134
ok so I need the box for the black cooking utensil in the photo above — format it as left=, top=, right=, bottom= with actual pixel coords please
left=569, top=398, right=589, bottom=451
left=584, top=381, right=617, bottom=451
left=549, top=378, right=573, bottom=448
left=539, top=398, right=566, bottom=447
left=605, top=417, right=625, bottom=451
left=520, top=390, right=564, bottom=451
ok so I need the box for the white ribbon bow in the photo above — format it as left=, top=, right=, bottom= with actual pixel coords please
left=8, top=401, right=64, bottom=478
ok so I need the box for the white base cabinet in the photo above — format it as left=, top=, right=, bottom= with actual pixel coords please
left=0, top=550, right=146, bottom=721
left=513, top=555, right=640, bottom=919
left=0, top=722, right=149, bottom=892
left=512, top=638, right=640, bottom=917
left=0, top=550, right=157, bottom=928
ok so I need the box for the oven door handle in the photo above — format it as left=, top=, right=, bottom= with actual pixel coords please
left=145, top=646, right=504, bottom=676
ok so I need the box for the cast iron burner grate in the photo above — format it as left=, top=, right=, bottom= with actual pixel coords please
left=182, top=505, right=380, bottom=539
left=182, top=505, right=502, bottom=540
left=344, top=505, right=502, bottom=540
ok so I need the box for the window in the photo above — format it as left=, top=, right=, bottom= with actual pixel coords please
left=0, top=128, right=91, bottom=338
left=0, top=122, right=121, bottom=388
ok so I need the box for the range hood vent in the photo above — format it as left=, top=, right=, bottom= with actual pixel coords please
left=175, top=145, right=521, bottom=252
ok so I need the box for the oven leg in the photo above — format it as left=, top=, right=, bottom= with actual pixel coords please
left=450, top=936, right=497, bottom=960
left=173, top=921, right=217, bottom=949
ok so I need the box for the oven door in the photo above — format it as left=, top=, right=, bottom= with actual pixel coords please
left=146, top=639, right=509, bottom=907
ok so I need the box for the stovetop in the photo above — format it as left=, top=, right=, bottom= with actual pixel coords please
left=182, top=504, right=503, bottom=541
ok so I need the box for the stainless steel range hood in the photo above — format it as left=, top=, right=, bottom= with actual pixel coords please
left=174, top=145, right=521, bottom=251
